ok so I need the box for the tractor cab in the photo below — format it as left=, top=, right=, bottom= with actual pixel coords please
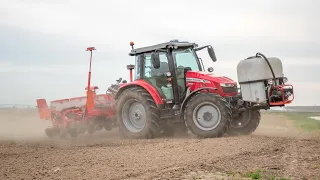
left=127, top=40, right=218, bottom=105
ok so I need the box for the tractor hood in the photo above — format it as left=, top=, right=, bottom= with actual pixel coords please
left=186, top=71, right=237, bottom=85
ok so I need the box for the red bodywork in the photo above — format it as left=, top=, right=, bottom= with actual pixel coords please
left=185, top=71, right=238, bottom=97
left=118, top=79, right=164, bottom=104
left=118, top=70, right=293, bottom=107
left=118, top=71, right=238, bottom=104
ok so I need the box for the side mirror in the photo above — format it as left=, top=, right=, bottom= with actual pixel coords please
left=150, top=52, right=160, bottom=69
left=207, top=46, right=217, bottom=62
left=207, top=67, right=214, bottom=72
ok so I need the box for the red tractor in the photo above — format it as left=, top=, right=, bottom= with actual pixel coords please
left=114, top=40, right=294, bottom=138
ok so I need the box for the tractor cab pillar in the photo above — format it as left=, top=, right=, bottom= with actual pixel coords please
left=164, top=47, right=181, bottom=110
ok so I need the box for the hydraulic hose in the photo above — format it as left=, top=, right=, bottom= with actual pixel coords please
left=256, top=53, right=278, bottom=86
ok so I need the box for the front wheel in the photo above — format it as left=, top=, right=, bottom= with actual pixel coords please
left=185, top=93, right=231, bottom=138
left=226, top=110, right=260, bottom=136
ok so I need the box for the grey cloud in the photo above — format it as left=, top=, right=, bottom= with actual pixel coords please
left=0, top=25, right=86, bottom=65
left=0, top=25, right=132, bottom=66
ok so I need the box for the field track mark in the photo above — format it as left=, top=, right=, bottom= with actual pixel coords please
left=282, top=140, right=299, bottom=179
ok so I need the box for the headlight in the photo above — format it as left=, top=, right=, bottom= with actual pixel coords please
left=267, top=79, right=273, bottom=85
left=220, top=83, right=236, bottom=87
left=166, top=72, right=171, bottom=77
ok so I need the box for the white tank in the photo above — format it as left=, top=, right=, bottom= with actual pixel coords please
left=237, top=56, right=284, bottom=83
left=236, top=56, right=284, bottom=104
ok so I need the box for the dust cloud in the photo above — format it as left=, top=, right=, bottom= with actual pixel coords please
left=0, top=108, right=51, bottom=141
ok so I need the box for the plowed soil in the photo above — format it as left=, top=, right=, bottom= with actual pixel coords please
left=0, top=109, right=319, bottom=180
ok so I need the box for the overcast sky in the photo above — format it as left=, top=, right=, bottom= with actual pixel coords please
left=0, top=0, right=319, bottom=106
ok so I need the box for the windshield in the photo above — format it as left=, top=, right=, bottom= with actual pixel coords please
left=173, top=48, right=200, bottom=71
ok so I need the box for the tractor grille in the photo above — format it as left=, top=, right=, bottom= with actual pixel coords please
left=222, top=86, right=238, bottom=93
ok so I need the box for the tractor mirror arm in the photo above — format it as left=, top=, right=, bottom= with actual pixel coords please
left=194, top=45, right=217, bottom=62
left=194, top=45, right=210, bottom=51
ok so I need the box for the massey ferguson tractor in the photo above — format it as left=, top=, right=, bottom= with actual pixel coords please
left=114, top=40, right=294, bottom=138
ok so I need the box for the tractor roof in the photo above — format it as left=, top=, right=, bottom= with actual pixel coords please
left=129, top=40, right=197, bottom=56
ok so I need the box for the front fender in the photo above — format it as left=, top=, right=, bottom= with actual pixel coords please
left=115, top=80, right=164, bottom=105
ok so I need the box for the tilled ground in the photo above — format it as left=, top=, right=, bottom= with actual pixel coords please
left=0, top=112, right=319, bottom=180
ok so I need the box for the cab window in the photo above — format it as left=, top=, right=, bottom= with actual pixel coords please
left=173, top=48, right=200, bottom=71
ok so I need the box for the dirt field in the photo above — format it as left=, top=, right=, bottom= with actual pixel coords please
left=0, top=109, right=319, bottom=180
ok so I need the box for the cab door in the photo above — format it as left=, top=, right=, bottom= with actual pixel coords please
left=143, top=52, right=171, bottom=98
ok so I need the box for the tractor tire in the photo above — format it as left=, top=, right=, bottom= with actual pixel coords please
left=226, top=110, right=261, bottom=136
left=185, top=92, right=231, bottom=138
left=116, top=87, right=161, bottom=139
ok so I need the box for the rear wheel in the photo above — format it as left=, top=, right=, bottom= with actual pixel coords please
left=116, top=87, right=161, bottom=139
left=185, top=93, right=231, bottom=138
left=226, top=110, right=260, bottom=136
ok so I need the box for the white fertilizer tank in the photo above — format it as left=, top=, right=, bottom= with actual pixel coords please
left=237, top=55, right=284, bottom=104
